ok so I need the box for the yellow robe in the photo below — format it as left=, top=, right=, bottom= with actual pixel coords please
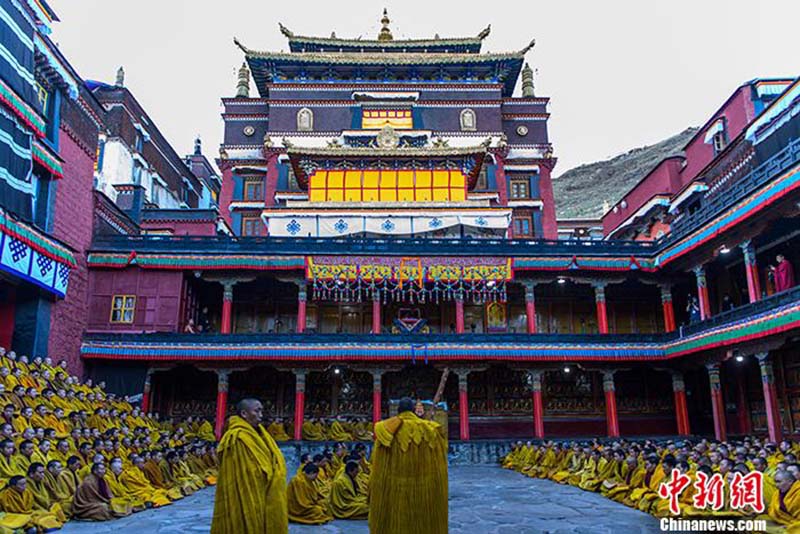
left=369, top=412, right=447, bottom=534
left=0, top=486, right=62, bottom=531
left=0, top=456, right=24, bottom=488
left=27, top=477, right=67, bottom=524
left=287, top=473, right=332, bottom=524
left=328, top=421, right=353, bottom=442
left=302, top=421, right=325, bottom=441
left=266, top=422, right=290, bottom=441
left=106, top=471, right=146, bottom=511
left=119, top=467, right=172, bottom=507
left=210, top=416, right=288, bottom=534
left=329, top=471, right=369, bottom=519
left=43, top=470, right=73, bottom=517
left=768, top=481, right=800, bottom=528
left=197, top=421, right=215, bottom=442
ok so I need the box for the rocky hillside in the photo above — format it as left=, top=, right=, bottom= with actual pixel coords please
left=552, top=127, right=698, bottom=219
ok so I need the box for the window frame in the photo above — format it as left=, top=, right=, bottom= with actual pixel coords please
left=513, top=216, right=533, bottom=237
left=241, top=216, right=262, bottom=236
left=510, top=179, right=530, bottom=199
left=110, top=295, right=136, bottom=324
left=243, top=179, right=264, bottom=202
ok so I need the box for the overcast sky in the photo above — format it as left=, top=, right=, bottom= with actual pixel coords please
left=49, top=0, right=799, bottom=176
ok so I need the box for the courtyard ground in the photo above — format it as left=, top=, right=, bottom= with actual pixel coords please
left=59, top=465, right=662, bottom=534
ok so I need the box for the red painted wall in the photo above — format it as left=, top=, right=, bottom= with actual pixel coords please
left=0, top=284, right=15, bottom=350
left=218, top=167, right=234, bottom=229
left=48, top=130, right=95, bottom=373
left=140, top=220, right=218, bottom=236
left=680, top=87, right=755, bottom=184
left=538, top=165, right=558, bottom=240
left=87, top=269, right=183, bottom=333
left=603, top=157, right=683, bottom=236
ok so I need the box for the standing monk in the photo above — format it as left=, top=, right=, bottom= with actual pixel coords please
left=369, top=396, right=448, bottom=534
left=772, top=254, right=796, bottom=293
left=211, top=398, right=288, bottom=534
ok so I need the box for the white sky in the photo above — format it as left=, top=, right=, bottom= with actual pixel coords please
left=49, top=0, right=799, bottom=176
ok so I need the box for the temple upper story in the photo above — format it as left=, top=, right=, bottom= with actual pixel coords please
left=220, top=11, right=558, bottom=240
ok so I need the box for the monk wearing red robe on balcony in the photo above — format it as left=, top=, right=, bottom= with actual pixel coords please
left=772, top=254, right=796, bottom=293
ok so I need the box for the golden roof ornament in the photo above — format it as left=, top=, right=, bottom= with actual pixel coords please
left=376, top=125, right=399, bottom=149
left=236, top=62, right=250, bottom=98
left=115, top=66, right=125, bottom=88
left=378, top=8, right=393, bottom=41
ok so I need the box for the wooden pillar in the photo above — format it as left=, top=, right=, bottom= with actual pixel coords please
left=371, top=369, right=383, bottom=424
left=602, top=370, right=619, bottom=437
left=660, top=284, right=676, bottom=332
left=524, top=283, right=537, bottom=334
left=694, top=265, right=711, bottom=320
left=455, top=293, right=465, bottom=334
left=756, top=352, right=783, bottom=442
left=220, top=281, right=235, bottom=334
left=372, top=292, right=382, bottom=334
left=456, top=369, right=470, bottom=440
left=214, top=370, right=231, bottom=440
left=530, top=370, right=544, bottom=438
left=741, top=240, right=762, bottom=303
left=735, top=364, right=752, bottom=435
left=141, top=369, right=154, bottom=413
left=594, top=283, right=609, bottom=334
left=671, top=371, right=690, bottom=436
left=297, top=284, right=307, bottom=333
left=706, top=363, right=727, bottom=441
left=293, top=370, right=306, bottom=441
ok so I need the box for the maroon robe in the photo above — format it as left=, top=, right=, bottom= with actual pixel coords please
left=775, top=259, right=795, bottom=292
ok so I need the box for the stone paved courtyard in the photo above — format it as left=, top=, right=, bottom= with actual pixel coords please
left=60, top=466, right=661, bottom=534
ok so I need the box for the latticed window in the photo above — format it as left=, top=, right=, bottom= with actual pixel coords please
left=513, top=216, right=533, bottom=237
left=241, top=216, right=261, bottom=236
left=244, top=179, right=264, bottom=201
left=110, top=295, right=136, bottom=323
left=510, top=180, right=530, bottom=199
left=308, top=169, right=466, bottom=203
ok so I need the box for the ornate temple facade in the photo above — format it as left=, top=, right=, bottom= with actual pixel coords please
left=3, top=10, right=800, bottom=442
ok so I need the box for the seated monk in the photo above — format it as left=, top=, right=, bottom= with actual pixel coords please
left=287, top=463, right=333, bottom=525
left=0, top=440, right=23, bottom=488
left=57, top=456, right=81, bottom=499
left=119, top=456, right=172, bottom=508
left=352, top=420, right=373, bottom=442
left=43, top=460, right=73, bottom=517
left=328, top=419, right=353, bottom=442
left=26, top=462, right=68, bottom=526
left=265, top=419, right=290, bottom=442
left=302, top=419, right=326, bottom=441
left=767, top=470, right=800, bottom=530
left=196, top=419, right=215, bottom=442
left=329, top=460, right=369, bottom=520
left=106, top=458, right=146, bottom=512
left=0, top=473, right=63, bottom=532
left=72, top=462, right=133, bottom=521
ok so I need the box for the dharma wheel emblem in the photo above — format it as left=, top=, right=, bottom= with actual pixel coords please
left=243, top=125, right=255, bottom=136
left=376, top=125, right=400, bottom=149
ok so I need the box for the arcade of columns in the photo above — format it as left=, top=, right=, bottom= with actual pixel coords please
left=143, top=238, right=781, bottom=441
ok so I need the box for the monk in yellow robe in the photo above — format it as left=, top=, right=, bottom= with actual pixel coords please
left=302, top=419, right=326, bottom=441
left=119, top=457, right=172, bottom=508
left=329, top=460, right=369, bottom=519
left=196, top=419, right=215, bottom=442
left=211, top=398, right=288, bottom=534
left=265, top=419, right=290, bottom=441
left=43, top=460, right=73, bottom=517
left=25, top=462, right=67, bottom=526
left=287, top=463, right=333, bottom=524
left=57, top=456, right=81, bottom=498
left=0, top=475, right=63, bottom=532
left=0, top=440, right=23, bottom=488
left=106, top=458, right=146, bottom=511
left=767, top=471, right=800, bottom=530
left=71, top=462, right=132, bottom=520
left=328, top=419, right=353, bottom=442
left=369, top=397, right=447, bottom=534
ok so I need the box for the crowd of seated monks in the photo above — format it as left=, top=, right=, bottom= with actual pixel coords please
left=0, top=347, right=218, bottom=532
left=286, top=442, right=372, bottom=525
left=263, top=416, right=374, bottom=442
left=502, top=437, right=800, bottom=533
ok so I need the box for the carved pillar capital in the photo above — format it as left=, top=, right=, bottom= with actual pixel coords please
left=706, top=362, right=721, bottom=391
left=740, top=240, right=756, bottom=265
left=370, top=369, right=384, bottom=390
left=221, top=280, right=236, bottom=301
left=293, top=369, right=307, bottom=392
left=693, top=265, right=707, bottom=288
left=602, top=370, right=616, bottom=392
left=455, top=369, right=471, bottom=391
left=671, top=371, right=685, bottom=392
left=528, top=370, right=543, bottom=392
left=593, top=282, right=606, bottom=302
left=216, top=369, right=231, bottom=393
left=660, top=284, right=673, bottom=303
left=756, top=352, right=774, bottom=385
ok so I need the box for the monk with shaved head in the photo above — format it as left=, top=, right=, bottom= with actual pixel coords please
left=211, top=398, right=288, bottom=534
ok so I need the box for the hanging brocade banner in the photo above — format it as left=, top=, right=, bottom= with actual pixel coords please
left=306, top=256, right=512, bottom=304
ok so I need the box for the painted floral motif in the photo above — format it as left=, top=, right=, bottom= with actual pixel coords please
left=334, top=218, right=349, bottom=233
left=286, top=219, right=301, bottom=235
left=381, top=219, right=395, bottom=232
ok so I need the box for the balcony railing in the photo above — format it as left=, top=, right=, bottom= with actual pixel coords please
left=665, top=135, right=800, bottom=245
left=83, top=283, right=800, bottom=347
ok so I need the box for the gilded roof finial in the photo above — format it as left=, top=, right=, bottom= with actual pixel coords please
left=194, top=136, right=202, bottom=156
left=115, top=66, right=125, bottom=88
left=378, top=8, right=393, bottom=41
left=521, top=62, right=535, bottom=98
left=236, top=62, right=250, bottom=98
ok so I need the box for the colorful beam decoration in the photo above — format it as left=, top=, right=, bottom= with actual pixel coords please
left=80, top=300, right=800, bottom=363
left=514, top=255, right=656, bottom=272
left=87, top=252, right=305, bottom=271
left=0, top=210, right=74, bottom=297
left=307, top=255, right=512, bottom=303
